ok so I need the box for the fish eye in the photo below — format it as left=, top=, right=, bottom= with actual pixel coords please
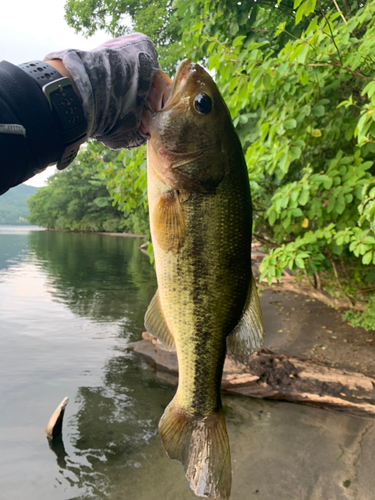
left=194, top=93, right=212, bottom=115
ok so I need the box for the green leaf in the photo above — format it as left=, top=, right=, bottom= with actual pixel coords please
left=233, top=35, right=246, bottom=47
left=312, top=105, right=325, bottom=117
left=291, top=147, right=302, bottom=160
left=283, top=216, right=291, bottom=228
left=276, top=124, right=286, bottom=136
left=299, top=189, right=309, bottom=206
left=292, top=208, right=303, bottom=216
left=362, top=81, right=375, bottom=98
left=296, top=45, right=309, bottom=64
left=295, top=257, right=305, bottom=268
left=263, top=73, right=271, bottom=90
left=269, top=210, right=277, bottom=225
left=295, top=4, right=305, bottom=24
left=363, top=250, right=373, bottom=265
left=230, top=21, right=239, bottom=36
left=284, top=119, right=297, bottom=130
left=335, top=196, right=346, bottom=215
left=323, top=177, right=333, bottom=190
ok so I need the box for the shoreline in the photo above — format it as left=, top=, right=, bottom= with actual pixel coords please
left=44, top=228, right=146, bottom=238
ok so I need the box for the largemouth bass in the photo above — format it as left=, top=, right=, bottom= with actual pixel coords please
left=145, top=60, right=265, bottom=499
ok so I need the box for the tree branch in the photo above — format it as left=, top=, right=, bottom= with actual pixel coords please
left=253, top=233, right=278, bottom=248
left=330, top=258, right=354, bottom=307
left=317, top=0, right=343, bottom=65
left=333, top=0, right=347, bottom=24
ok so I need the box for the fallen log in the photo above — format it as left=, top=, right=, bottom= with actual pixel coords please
left=128, top=332, right=375, bottom=419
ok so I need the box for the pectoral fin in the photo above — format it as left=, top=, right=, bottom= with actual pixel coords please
left=145, top=290, right=175, bottom=350
left=226, top=274, right=265, bottom=355
left=151, top=190, right=185, bottom=254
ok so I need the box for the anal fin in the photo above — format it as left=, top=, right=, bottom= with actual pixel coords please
left=226, top=274, right=265, bottom=356
left=145, top=290, right=175, bottom=350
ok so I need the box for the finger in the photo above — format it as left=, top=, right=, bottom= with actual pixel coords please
left=90, top=33, right=153, bottom=53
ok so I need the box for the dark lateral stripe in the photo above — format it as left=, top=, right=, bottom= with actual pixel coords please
left=190, top=195, right=222, bottom=415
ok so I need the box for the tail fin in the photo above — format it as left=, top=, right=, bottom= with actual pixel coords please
left=159, top=401, right=231, bottom=499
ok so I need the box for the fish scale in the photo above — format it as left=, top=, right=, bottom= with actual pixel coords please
left=145, top=60, right=265, bottom=499
left=153, top=183, right=250, bottom=412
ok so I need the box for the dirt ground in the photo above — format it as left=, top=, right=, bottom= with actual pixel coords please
left=129, top=287, right=375, bottom=500
left=259, top=286, right=375, bottom=377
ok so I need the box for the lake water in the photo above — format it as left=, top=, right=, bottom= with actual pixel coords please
left=0, top=225, right=374, bottom=500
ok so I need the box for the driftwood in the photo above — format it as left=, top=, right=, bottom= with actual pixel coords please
left=45, top=397, right=69, bottom=440
left=128, top=333, right=375, bottom=419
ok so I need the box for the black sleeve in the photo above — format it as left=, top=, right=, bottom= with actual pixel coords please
left=0, top=61, right=66, bottom=195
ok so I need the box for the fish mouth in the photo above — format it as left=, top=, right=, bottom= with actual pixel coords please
left=162, top=59, right=199, bottom=109
left=171, top=60, right=195, bottom=94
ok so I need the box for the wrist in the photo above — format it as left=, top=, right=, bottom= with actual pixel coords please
left=18, top=60, right=88, bottom=170
left=45, top=59, right=81, bottom=100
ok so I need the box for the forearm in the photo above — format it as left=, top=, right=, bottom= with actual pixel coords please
left=0, top=61, right=68, bottom=195
left=0, top=34, right=170, bottom=197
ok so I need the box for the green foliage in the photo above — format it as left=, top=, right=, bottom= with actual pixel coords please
left=343, top=295, right=375, bottom=330
left=64, top=0, right=375, bottom=314
left=0, top=184, right=37, bottom=224
left=64, top=0, right=181, bottom=72
left=180, top=0, right=375, bottom=299
left=27, top=142, right=137, bottom=233
left=359, top=176, right=375, bottom=231
left=97, top=146, right=150, bottom=236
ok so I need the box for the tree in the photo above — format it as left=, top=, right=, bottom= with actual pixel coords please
left=179, top=0, right=375, bottom=327
left=64, top=0, right=375, bottom=327
left=64, top=0, right=181, bottom=73
left=27, top=141, right=146, bottom=233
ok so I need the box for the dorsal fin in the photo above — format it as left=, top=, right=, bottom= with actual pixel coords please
left=144, top=290, right=175, bottom=350
left=151, top=190, right=185, bottom=254
left=226, top=274, right=265, bottom=355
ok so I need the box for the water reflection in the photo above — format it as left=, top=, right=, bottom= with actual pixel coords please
left=57, top=352, right=176, bottom=498
left=24, top=231, right=174, bottom=498
left=0, top=235, right=28, bottom=272
left=28, top=231, right=157, bottom=327
left=2, top=228, right=371, bottom=500
left=0, top=225, right=43, bottom=272
left=0, top=228, right=169, bottom=499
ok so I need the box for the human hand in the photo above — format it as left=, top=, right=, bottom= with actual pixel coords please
left=45, top=33, right=160, bottom=149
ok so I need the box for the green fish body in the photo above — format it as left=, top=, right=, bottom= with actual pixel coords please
left=145, top=60, right=265, bottom=499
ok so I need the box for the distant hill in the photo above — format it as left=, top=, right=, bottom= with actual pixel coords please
left=0, top=184, right=38, bottom=225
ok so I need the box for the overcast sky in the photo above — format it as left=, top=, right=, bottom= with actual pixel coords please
left=0, top=0, right=112, bottom=187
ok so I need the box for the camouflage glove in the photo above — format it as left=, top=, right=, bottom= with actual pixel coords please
left=45, top=33, right=159, bottom=149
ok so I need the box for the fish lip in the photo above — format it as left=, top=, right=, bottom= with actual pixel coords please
left=163, top=59, right=198, bottom=108
left=147, top=60, right=198, bottom=136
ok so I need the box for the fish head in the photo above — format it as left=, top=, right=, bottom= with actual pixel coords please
left=147, top=60, right=237, bottom=192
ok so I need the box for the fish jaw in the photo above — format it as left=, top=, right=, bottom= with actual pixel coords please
left=146, top=59, right=238, bottom=195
